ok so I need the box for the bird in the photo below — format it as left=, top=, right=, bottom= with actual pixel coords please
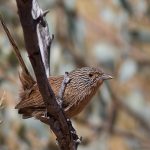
left=15, top=67, right=112, bottom=118
left=0, top=16, right=113, bottom=119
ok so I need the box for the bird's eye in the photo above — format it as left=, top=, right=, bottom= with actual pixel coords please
left=89, top=73, right=93, bottom=77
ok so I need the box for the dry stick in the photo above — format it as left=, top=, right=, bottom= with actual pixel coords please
left=57, top=72, right=71, bottom=107
left=36, top=9, right=53, bottom=77
left=58, top=73, right=81, bottom=146
left=42, top=72, right=80, bottom=139
left=37, top=73, right=81, bottom=146
left=36, top=73, right=70, bottom=123
left=15, top=0, right=79, bottom=149
left=0, top=15, right=35, bottom=89
left=0, top=15, right=33, bottom=78
left=1, top=6, right=79, bottom=150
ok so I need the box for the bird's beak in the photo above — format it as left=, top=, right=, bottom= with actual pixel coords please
left=101, top=73, right=113, bottom=80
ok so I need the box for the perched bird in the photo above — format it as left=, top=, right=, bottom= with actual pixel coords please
left=16, top=67, right=112, bottom=118
left=0, top=16, right=112, bottom=119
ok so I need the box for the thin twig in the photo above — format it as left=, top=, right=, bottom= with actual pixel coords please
left=57, top=72, right=71, bottom=107
left=0, top=15, right=31, bottom=76
left=0, top=15, right=35, bottom=90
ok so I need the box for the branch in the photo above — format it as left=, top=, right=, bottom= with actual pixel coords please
left=15, top=0, right=79, bottom=149
left=57, top=72, right=71, bottom=107
left=0, top=15, right=35, bottom=89
left=0, top=15, right=29, bottom=76
left=37, top=73, right=81, bottom=147
left=36, top=73, right=70, bottom=124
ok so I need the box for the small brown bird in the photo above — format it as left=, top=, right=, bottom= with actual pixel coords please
left=0, top=17, right=112, bottom=119
left=16, top=67, right=112, bottom=118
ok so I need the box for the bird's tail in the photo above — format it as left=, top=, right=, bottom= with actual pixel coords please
left=0, top=15, right=35, bottom=89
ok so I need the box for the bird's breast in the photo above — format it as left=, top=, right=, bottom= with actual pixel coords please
left=64, top=84, right=100, bottom=118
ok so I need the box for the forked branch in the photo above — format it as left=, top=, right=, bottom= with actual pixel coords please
left=1, top=0, right=80, bottom=149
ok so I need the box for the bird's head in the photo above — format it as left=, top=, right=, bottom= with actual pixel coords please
left=69, top=67, right=113, bottom=90
left=63, top=67, right=113, bottom=117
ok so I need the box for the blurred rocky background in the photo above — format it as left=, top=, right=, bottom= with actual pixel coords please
left=0, top=0, right=150, bottom=150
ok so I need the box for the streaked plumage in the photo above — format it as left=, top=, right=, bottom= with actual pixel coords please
left=15, top=67, right=112, bottom=118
